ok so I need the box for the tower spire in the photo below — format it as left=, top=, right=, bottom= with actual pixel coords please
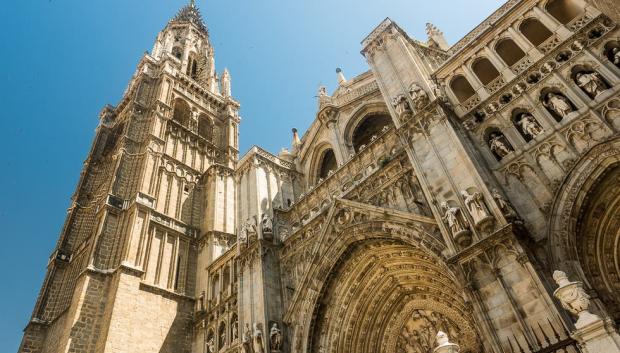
left=171, top=0, right=208, bottom=33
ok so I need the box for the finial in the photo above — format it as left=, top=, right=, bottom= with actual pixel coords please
left=425, top=22, right=449, bottom=50
left=292, top=128, right=301, bottom=151
left=336, top=67, right=347, bottom=85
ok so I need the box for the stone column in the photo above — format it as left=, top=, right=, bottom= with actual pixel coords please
left=532, top=6, right=572, bottom=39
left=483, top=46, right=516, bottom=81
left=461, top=64, right=490, bottom=100
left=553, top=270, right=620, bottom=353
left=506, top=27, right=543, bottom=61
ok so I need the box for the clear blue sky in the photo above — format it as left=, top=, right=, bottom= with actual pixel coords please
left=0, top=0, right=504, bottom=350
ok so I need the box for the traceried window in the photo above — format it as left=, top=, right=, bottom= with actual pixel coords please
left=172, top=98, right=191, bottom=126
left=198, top=115, right=213, bottom=140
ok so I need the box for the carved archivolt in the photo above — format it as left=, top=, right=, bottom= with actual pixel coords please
left=282, top=200, right=480, bottom=353
left=547, top=137, right=620, bottom=322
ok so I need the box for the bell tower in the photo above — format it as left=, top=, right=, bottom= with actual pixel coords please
left=18, top=2, right=239, bottom=353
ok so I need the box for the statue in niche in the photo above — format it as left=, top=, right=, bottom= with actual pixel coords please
left=611, top=47, right=620, bottom=67
left=253, top=323, right=265, bottom=353
left=232, top=317, right=239, bottom=340
left=575, top=71, right=608, bottom=98
left=517, top=113, right=543, bottom=138
left=409, top=83, right=429, bottom=109
left=488, top=132, right=513, bottom=160
left=461, top=190, right=492, bottom=226
left=206, top=337, right=215, bottom=353
left=242, top=324, right=252, bottom=353
left=544, top=92, right=574, bottom=118
left=261, top=214, right=273, bottom=234
left=220, top=327, right=227, bottom=349
left=491, top=188, right=518, bottom=219
left=245, top=217, right=258, bottom=241
left=441, top=202, right=468, bottom=238
left=392, top=94, right=412, bottom=116
left=270, top=323, right=283, bottom=351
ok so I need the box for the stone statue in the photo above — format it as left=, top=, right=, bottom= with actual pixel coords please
left=434, top=331, right=460, bottom=353
left=206, top=336, right=215, bottom=353
left=488, top=132, right=513, bottom=159
left=242, top=324, right=252, bottom=353
left=318, top=85, right=327, bottom=97
left=232, top=317, right=239, bottom=340
left=491, top=188, right=517, bottom=219
left=246, top=217, right=257, bottom=239
left=461, top=190, right=492, bottom=226
left=253, top=323, right=265, bottom=353
left=239, top=220, right=249, bottom=246
left=270, top=323, right=283, bottom=351
left=261, top=214, right=273, bottom=234
left=612, top=47, right=620, bottom=67
left=544, top=92, right=574, bottom=118
left=518, top=113, right=543, bottom=138
left=220, top=328, right=227, bottom=349
left=575, top=71, right=607, bottom=98
left=409, top=83, right=429, bottom=109
left=441, top=202, right=468, bottom=237
left=392, top=94, right=411, bottom=116
left=552, top=270, right=600, bottom=329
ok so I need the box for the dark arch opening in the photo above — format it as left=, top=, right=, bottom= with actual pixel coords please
left=546, top=0, right=583, bottom=25
left=472, top=58, right=500, bottom=85
left=495, top=39, right=526, bottom=67
left=352, top=114, right=393, bottom=152
left=519, top=18, right=553, bottom=47
left=450, top=75, right=476, bottom=103
left=172, top=98, right=191, bottom=126
left=198, top=115, right=213, bottom=140
left=318, top=149, right=337, bottom=180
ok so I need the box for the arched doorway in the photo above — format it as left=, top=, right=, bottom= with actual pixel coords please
left=286, top=205, right=482, bottom=353
left=309, top=239, right=479, bottom=353
left=548, top=138, right=620, bottom=324
left=576, top=164, right=620, bottom=322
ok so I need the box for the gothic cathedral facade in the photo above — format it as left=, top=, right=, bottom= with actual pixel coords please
left=18, top=1, right=620, bottom=353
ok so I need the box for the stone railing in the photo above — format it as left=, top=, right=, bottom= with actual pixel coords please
left=254, top=146, right=295, bottom=170
left=538, top=35, right=561, bottom=54
left=447, top=0, right=521, bottom=56
left=567, top=12, right=593, bottom=32
left=486, top=76, right=506, bottom=94
left=331, top=81, right=379, bottom=107
left=461, top=93, right=481, bottom=111
left=510, top=56, right=533, bottom=75
left=281, top=126, right=401, bottom=232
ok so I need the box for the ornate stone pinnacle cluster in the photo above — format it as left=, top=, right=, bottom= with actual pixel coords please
left=172, top=0, right=208, bottom=33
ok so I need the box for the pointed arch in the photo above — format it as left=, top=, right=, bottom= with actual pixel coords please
left=548, top=137, right=620, bottom=322
left=283, top=200, right=482, bottom=353
left=172, top=98, right=191, bottom=126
